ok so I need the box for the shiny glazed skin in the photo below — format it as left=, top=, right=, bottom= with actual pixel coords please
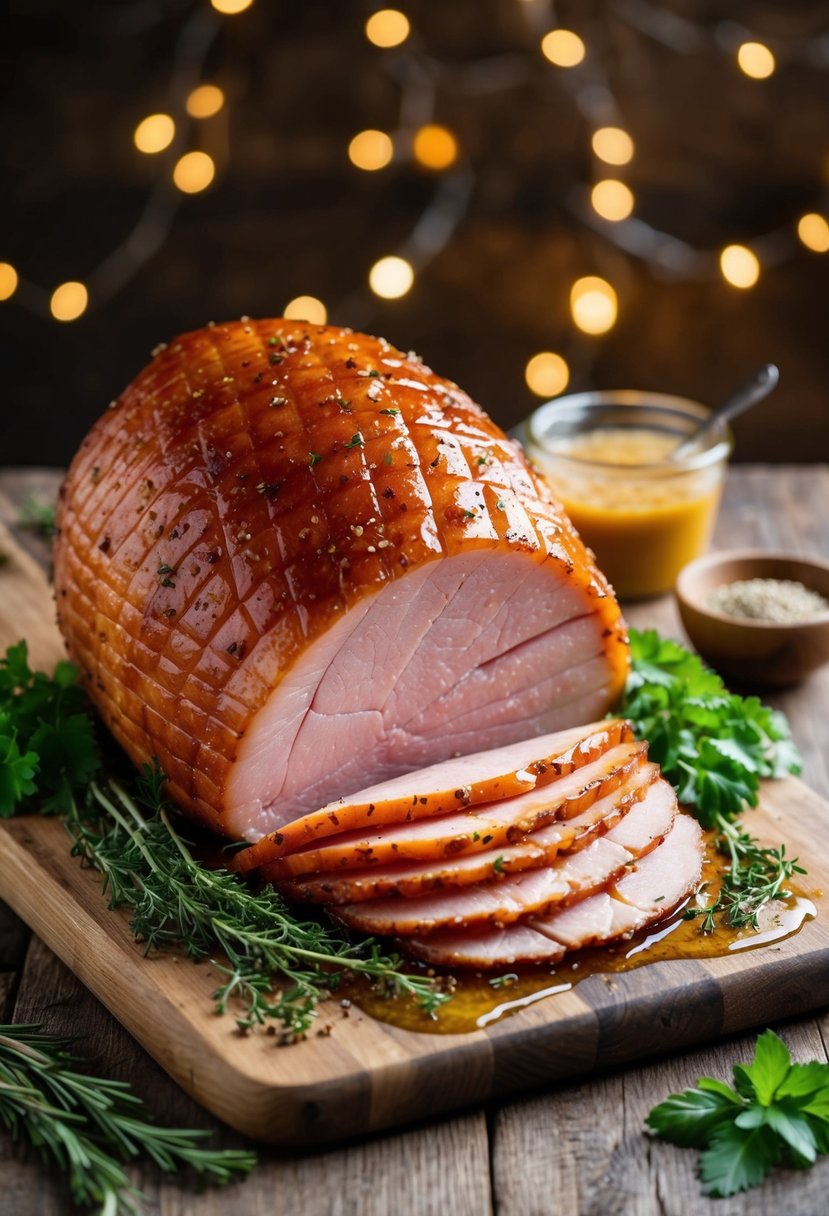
left=53, top=319, right=629, bottom=837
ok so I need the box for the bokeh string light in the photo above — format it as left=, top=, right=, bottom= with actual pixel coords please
left=2, top=0, right=828, bottom=408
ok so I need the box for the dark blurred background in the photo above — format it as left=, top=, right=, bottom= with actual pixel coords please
left=2, top=0, right=829, bottom=468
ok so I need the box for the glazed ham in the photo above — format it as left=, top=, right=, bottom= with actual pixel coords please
left=232, top=720, right=704, bottom=969
left=54, top=319, right=628, bottom=840
left=404, top=815, right=705, bottom=967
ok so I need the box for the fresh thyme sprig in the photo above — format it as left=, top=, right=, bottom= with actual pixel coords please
left=0, top=1023, right=256, bottom=1216
left=65, top=769, right=450, bottom=1038
left=614, top=629, right=804, bottom=934
left=685, top=820, right=805, bottom=934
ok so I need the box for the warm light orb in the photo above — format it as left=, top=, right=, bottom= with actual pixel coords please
left=284, top=296, right=328, bottom=324
left=591, top=179, right=634, bottom=222
left=50, top=281, right=88, bottom=322
left=720, top=244, right=760, bottom=288
left=211, top=0, right=254, bottom=14
left=348, top=129, right=394, bottom=171
left=186, top=85, right=225, bottom=119
left=540, top=29, right=586, bottom=68
left=0, top=263, right=19, bottom=301
left=413, top=124, right=458, bottom=170
left=737, top=41, right=775, bottom=79
left=365, top=9, right=410, bottom=48
left=570, top=276, right=617, bottom=335
left=591, top=127, right=634, bottom=166
left=525, top=352, right=570, bottom=398
left=369, top=256, right=414, bottom=299
left=133, top=113, right=175, bottom=154
left=172, top=151, right=215, bottom=193
left=797, top=213, right=829, bottom=253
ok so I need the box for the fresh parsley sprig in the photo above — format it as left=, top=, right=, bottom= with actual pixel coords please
left=0, top=640, right=100, bottom=817
left=614, top=629, right=803, bottom=933
left=0, top=1023, right=256, bottom=1215
left=647, top=1030, right=829, bottom=1196
left=616, top=629, right=801, bottom=826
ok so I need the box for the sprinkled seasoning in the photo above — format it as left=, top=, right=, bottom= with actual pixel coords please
left=705, top=578, right=829, bottom=623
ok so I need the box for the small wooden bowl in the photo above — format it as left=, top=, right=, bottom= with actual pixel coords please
left=675, top=550, right=829, bottom=686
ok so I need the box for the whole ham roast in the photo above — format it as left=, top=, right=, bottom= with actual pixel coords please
left=54, top=318, right=629, bottom=841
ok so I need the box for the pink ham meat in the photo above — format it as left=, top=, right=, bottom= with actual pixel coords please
left=251, top=739, right=648, bottom=880
left=280, top=762, right=660, bottom=903
left=53, top=320, right=629, bottom=841
left=404, top=814, right=705, bottom=967
left=232, top=719, right=631, bottom=872
left=335, top=778, right=677, bottom=935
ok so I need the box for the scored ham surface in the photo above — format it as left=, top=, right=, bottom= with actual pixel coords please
left=54, top=319, right=628, bottom=840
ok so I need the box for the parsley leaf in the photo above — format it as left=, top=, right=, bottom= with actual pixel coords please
left=0, top=641, right=100, bottom=817
left=647, top=1031, right=829, bottom=1197
left=616, top=630, right=801, bottom=830
left=700, top=1123, right=780, bottom=1196
left=614, top=630, right=804, bottom=933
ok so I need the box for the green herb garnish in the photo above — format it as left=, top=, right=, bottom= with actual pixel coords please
left=67, top=770, right=449, bottom=1035
left=0, top=644, right=448, bottom=1036
left=0, top=1023, right=255, bottom=1214
left=614, top=629, right=802, bottom=932
left=19, top=495, right=56, bottom=539
left=647, top=1030, right=829, bottom=1197
left=344, top=432, right=365, bottom=449
left=0, top=641, right=99, bottom=817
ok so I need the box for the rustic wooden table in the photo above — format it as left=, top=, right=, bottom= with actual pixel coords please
left=2, top=465, right=828, bottom=1215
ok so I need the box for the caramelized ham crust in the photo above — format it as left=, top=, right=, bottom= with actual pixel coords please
left=54, top=320, right=628, bottom=840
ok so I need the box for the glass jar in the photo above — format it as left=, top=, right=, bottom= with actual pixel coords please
left=515, top=392, right=733, bottom=600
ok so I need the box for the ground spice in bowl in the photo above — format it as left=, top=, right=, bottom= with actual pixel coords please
left=705, top=578, right=829, bottom=623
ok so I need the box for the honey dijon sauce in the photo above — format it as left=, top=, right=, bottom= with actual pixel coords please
left=341, top=849, right=817, bottom=1036
left=529, top=424, right=727, bottom=600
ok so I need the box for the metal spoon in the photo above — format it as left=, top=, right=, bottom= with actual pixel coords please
left=669, top=363, right=780, bottom=462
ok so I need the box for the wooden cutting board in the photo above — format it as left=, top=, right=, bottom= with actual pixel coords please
left=1, top=522, right=828, bottom=1145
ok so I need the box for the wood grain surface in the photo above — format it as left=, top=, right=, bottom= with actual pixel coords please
left=2, top=466, right=829, bottom=1210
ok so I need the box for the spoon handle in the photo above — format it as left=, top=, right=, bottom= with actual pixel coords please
left=671, top=363, right=779, bottom=461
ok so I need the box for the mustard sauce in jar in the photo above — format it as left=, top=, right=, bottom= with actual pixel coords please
left=518, top=395, right=732, bottom=600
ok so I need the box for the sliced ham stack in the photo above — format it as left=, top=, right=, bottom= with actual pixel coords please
left=53, top=319, right=628, bottom=842
left=232, top=720, right=705, bottom=966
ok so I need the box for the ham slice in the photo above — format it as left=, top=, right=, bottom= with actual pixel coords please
left=53, top=320, right=628, bottom=840
left=335, top=778, right=677, bottom=935
left=404, top=813, right=704, bottom=967
left=232, top=719, right=632, bottom=873
left=252, top=740, right=648, bottom=880
left=279, top=762, right=660, bottom=903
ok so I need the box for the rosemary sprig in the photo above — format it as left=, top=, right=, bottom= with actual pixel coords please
left=0, top=1023, right=256, bottom=1215
left=65, top=769, right=450, bottom=1038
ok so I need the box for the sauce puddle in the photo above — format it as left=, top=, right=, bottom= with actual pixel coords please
left=340, top=855, right=818, bottom=1034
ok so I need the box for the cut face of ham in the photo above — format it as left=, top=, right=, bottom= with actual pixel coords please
left=53, top=320, right=628, bottom=840
left=232, top=719, right=633, bottom=870
left=404, top=813, right=704, bottom=967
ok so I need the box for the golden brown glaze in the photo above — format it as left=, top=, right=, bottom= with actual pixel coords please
left=54, top=319, right=628, bottom=836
